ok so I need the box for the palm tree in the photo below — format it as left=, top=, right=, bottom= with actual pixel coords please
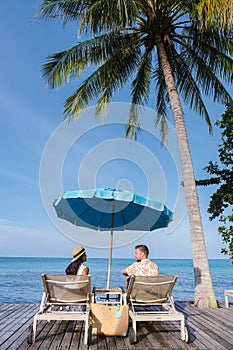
left=36, top=0, right=233, bottom=307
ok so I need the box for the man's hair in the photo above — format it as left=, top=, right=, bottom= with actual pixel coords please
left=135, top=244, right=149, bottom=257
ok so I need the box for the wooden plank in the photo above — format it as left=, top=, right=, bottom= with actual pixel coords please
left=0, top=304, right=21, bottom=316
left=146, top=321, right=186, bottom=349
left=16, top=320, right=48, bottom=350
left=48, top=320, right=69, bottom=350
left=26, top=320, right=58, bottom=350
left=0, top=304, right=27, bottom=331
left=88, top=330, right=99, bottom=350
left=105, top=334, right=117, bottom=349
left=70, top=321, right=84, bottom=350
left=170, top=321, right=205, bottom=350
left=0, top=305, right=38, bottom=349
left=137, top=322, right=163, bottom=349
left=120, top=331, right=136, bottom=350
left=135, top=321, right=172, bottom=349
left=1, top=321, right=31, bottom=350
left=178, top=301, right=233, bottom=334
left=178, top=301, right=233, bottom=342
left=133, top=323, right=151, bottom=349
left=96, top=335, right=108, bottom=350
left=116, top=337, right=129, bottom=349
left=1, top=303, right=233, bottom=349
left=58, top=320, right=76, bottom=350
left=118, top=334, right=136, bottom=350
left=197, top=307, right=233, bottom=333
left=175, top=302, right=232, bottom=350
left=37, top=320, right=62, bottom=350
left=175, top=304, right=228, bottom=350
left=163, top=323, right=188, bottom=349
left=155, top=321, right=188, bottom=349
left=80, top=321, right=90, bottom=349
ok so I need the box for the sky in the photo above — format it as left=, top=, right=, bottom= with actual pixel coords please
left=0, top=1, right=232, bottom=261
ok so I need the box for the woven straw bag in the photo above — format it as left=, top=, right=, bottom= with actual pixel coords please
left=90, top=303, right=129, bottom=336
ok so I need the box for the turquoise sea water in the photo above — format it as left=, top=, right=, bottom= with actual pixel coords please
left=0, top=257, right=232, bottom=304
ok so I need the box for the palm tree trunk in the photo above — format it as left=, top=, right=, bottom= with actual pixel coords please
left=156, top=36, right=217, bottom=308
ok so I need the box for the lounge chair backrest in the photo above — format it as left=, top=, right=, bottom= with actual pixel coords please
left=127, top=275, right=177, bottom=304
left=42, top=274, right=91, bottom=305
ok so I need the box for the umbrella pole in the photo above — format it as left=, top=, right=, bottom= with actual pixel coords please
left=107, top=203, right=115, bottom=289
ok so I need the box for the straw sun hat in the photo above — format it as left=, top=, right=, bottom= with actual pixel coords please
left=71, top=246, right=86, bottom=263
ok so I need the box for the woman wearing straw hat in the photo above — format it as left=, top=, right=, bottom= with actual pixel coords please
left=65, top=246, right=89, bottom=275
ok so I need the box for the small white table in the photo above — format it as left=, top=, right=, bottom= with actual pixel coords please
left=93, top=288, right=123, bottom=305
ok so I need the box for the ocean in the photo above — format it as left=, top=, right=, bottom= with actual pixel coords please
left=0, top=257, right=232, bottom=304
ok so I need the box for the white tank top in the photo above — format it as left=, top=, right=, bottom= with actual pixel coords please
left=77, top=263, right=86, bottom=275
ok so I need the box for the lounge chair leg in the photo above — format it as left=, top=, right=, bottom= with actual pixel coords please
left=32, top=317, right=37, bottom=343
left=87, top=325, right=92, bottom=345
left=129, top=327, right=137, bottom=344
left=225, top=291, right=229, bottom=308
left=131, top=320, right=137, bottom=343
left=83, top=319, right=89, bottom=345
left=184, top=326, right=190, bottom=343
left=180, top=316, right=185, bottom=341
left=27, top=325, right=33, bottom=344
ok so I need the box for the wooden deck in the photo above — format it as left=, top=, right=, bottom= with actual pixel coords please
left=0, top=302, right=233, bottom=349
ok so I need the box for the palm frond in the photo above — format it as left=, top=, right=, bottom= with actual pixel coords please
left=80, top=0, right=140, bottom=33
left=184, top=26, right=233, bottom=83
left=126, top=49, right=153, bottom=139
left=165, top=24, right=233, bottom=130
left=42, top=31, right=136, bottom=88
left=194, top=0, right=233, bottom=30
left=34, top=0, right=88, bottom=24
left=63, top=33, right=141, bottom=118
left=179, top=38, right=233, bottom=105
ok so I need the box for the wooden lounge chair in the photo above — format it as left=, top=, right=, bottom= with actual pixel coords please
left=224, top=290, right=233, bottom=308
left=126, top=275, right=189, bottom=343
left=28, top=274, right=91, bottom=345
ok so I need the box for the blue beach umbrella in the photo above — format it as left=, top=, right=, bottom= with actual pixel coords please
left=53, top=188, right=173, bottom=288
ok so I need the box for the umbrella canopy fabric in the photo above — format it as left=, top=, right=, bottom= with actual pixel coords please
left=53, top=188, right=173, bottom=288
left=53, top=188, right=173, bottom=231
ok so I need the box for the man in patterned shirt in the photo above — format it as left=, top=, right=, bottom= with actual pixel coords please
left=121, top=244, right=159, bottom=287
